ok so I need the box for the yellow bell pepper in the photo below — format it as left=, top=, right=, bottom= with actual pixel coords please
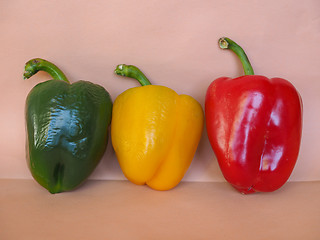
left=111, top=64, right=204, bottom=190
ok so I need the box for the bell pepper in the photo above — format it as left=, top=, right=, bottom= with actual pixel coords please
left=24, top=58, right=112, bottom=194
left=111, top=64, right=204, bottom=190
left=205, top=37, right=302, bottom=194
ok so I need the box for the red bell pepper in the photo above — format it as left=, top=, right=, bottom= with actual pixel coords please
left=205, top=37, right=302, bottom=194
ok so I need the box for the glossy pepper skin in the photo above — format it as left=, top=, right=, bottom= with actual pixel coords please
left=111, top=64, right=204, bottom=190
left=205, top=38, right=302, bottom=194
left=24, top=58, right=112, bottom=194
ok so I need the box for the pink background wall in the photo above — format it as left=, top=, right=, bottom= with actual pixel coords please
left=1, top=0, right=319, bottom=182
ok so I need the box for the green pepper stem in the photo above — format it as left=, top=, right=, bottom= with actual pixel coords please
left=219, top=37, right=254, bottom=75
left=24, top=58, right=69, bottom=83
left=114, top=64, right=152, bottom=86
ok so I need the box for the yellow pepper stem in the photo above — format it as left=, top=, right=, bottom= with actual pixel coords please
left=114, top=64, right=152, bottom=86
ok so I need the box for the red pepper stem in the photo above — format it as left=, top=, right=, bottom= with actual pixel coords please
left=219, top=37, right=254, bottom=75
left=24, top=58, right=69, bottom=83
left=114, top=64, right=152, bottom=86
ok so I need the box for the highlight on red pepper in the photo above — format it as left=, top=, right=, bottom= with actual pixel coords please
left=24, top=58, right=112, bottom=193
left=205, top=37, right=302, bottom=194
left=111, top=64, right=204, bottom=190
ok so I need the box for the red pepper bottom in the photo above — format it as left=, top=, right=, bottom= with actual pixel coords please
left=232, top=185, right=256, bottom=194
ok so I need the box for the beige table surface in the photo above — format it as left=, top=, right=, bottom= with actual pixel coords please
left=1, top=179, right=319, bottom=240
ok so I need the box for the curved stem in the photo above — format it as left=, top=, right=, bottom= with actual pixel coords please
left=219, top=37, right=254, bottom=75
left=24, top=58, right=69, bottom=83
left=114, top=64, right=151, bottom=86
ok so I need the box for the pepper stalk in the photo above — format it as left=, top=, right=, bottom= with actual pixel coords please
left=115, top=64, right=152, bottom=86
left=24, top=58, right=69, bottom=83
left=219, top=37, right=255, bottom=76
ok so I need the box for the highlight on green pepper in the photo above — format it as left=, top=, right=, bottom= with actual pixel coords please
left=24, top=58, right=112, bottom=194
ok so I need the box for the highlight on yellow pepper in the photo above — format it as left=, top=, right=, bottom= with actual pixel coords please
left=111, top=64, right=204, bottom=190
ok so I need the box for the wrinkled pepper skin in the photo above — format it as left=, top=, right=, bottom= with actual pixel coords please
left=24, top=58, right=112, bottom=194
left=111, top=65, right=204, bottom=190
left=205, top=38, right=302, bottom=194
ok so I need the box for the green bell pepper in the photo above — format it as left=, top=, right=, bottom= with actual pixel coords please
left=24, top=58, right=112, bottom=194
